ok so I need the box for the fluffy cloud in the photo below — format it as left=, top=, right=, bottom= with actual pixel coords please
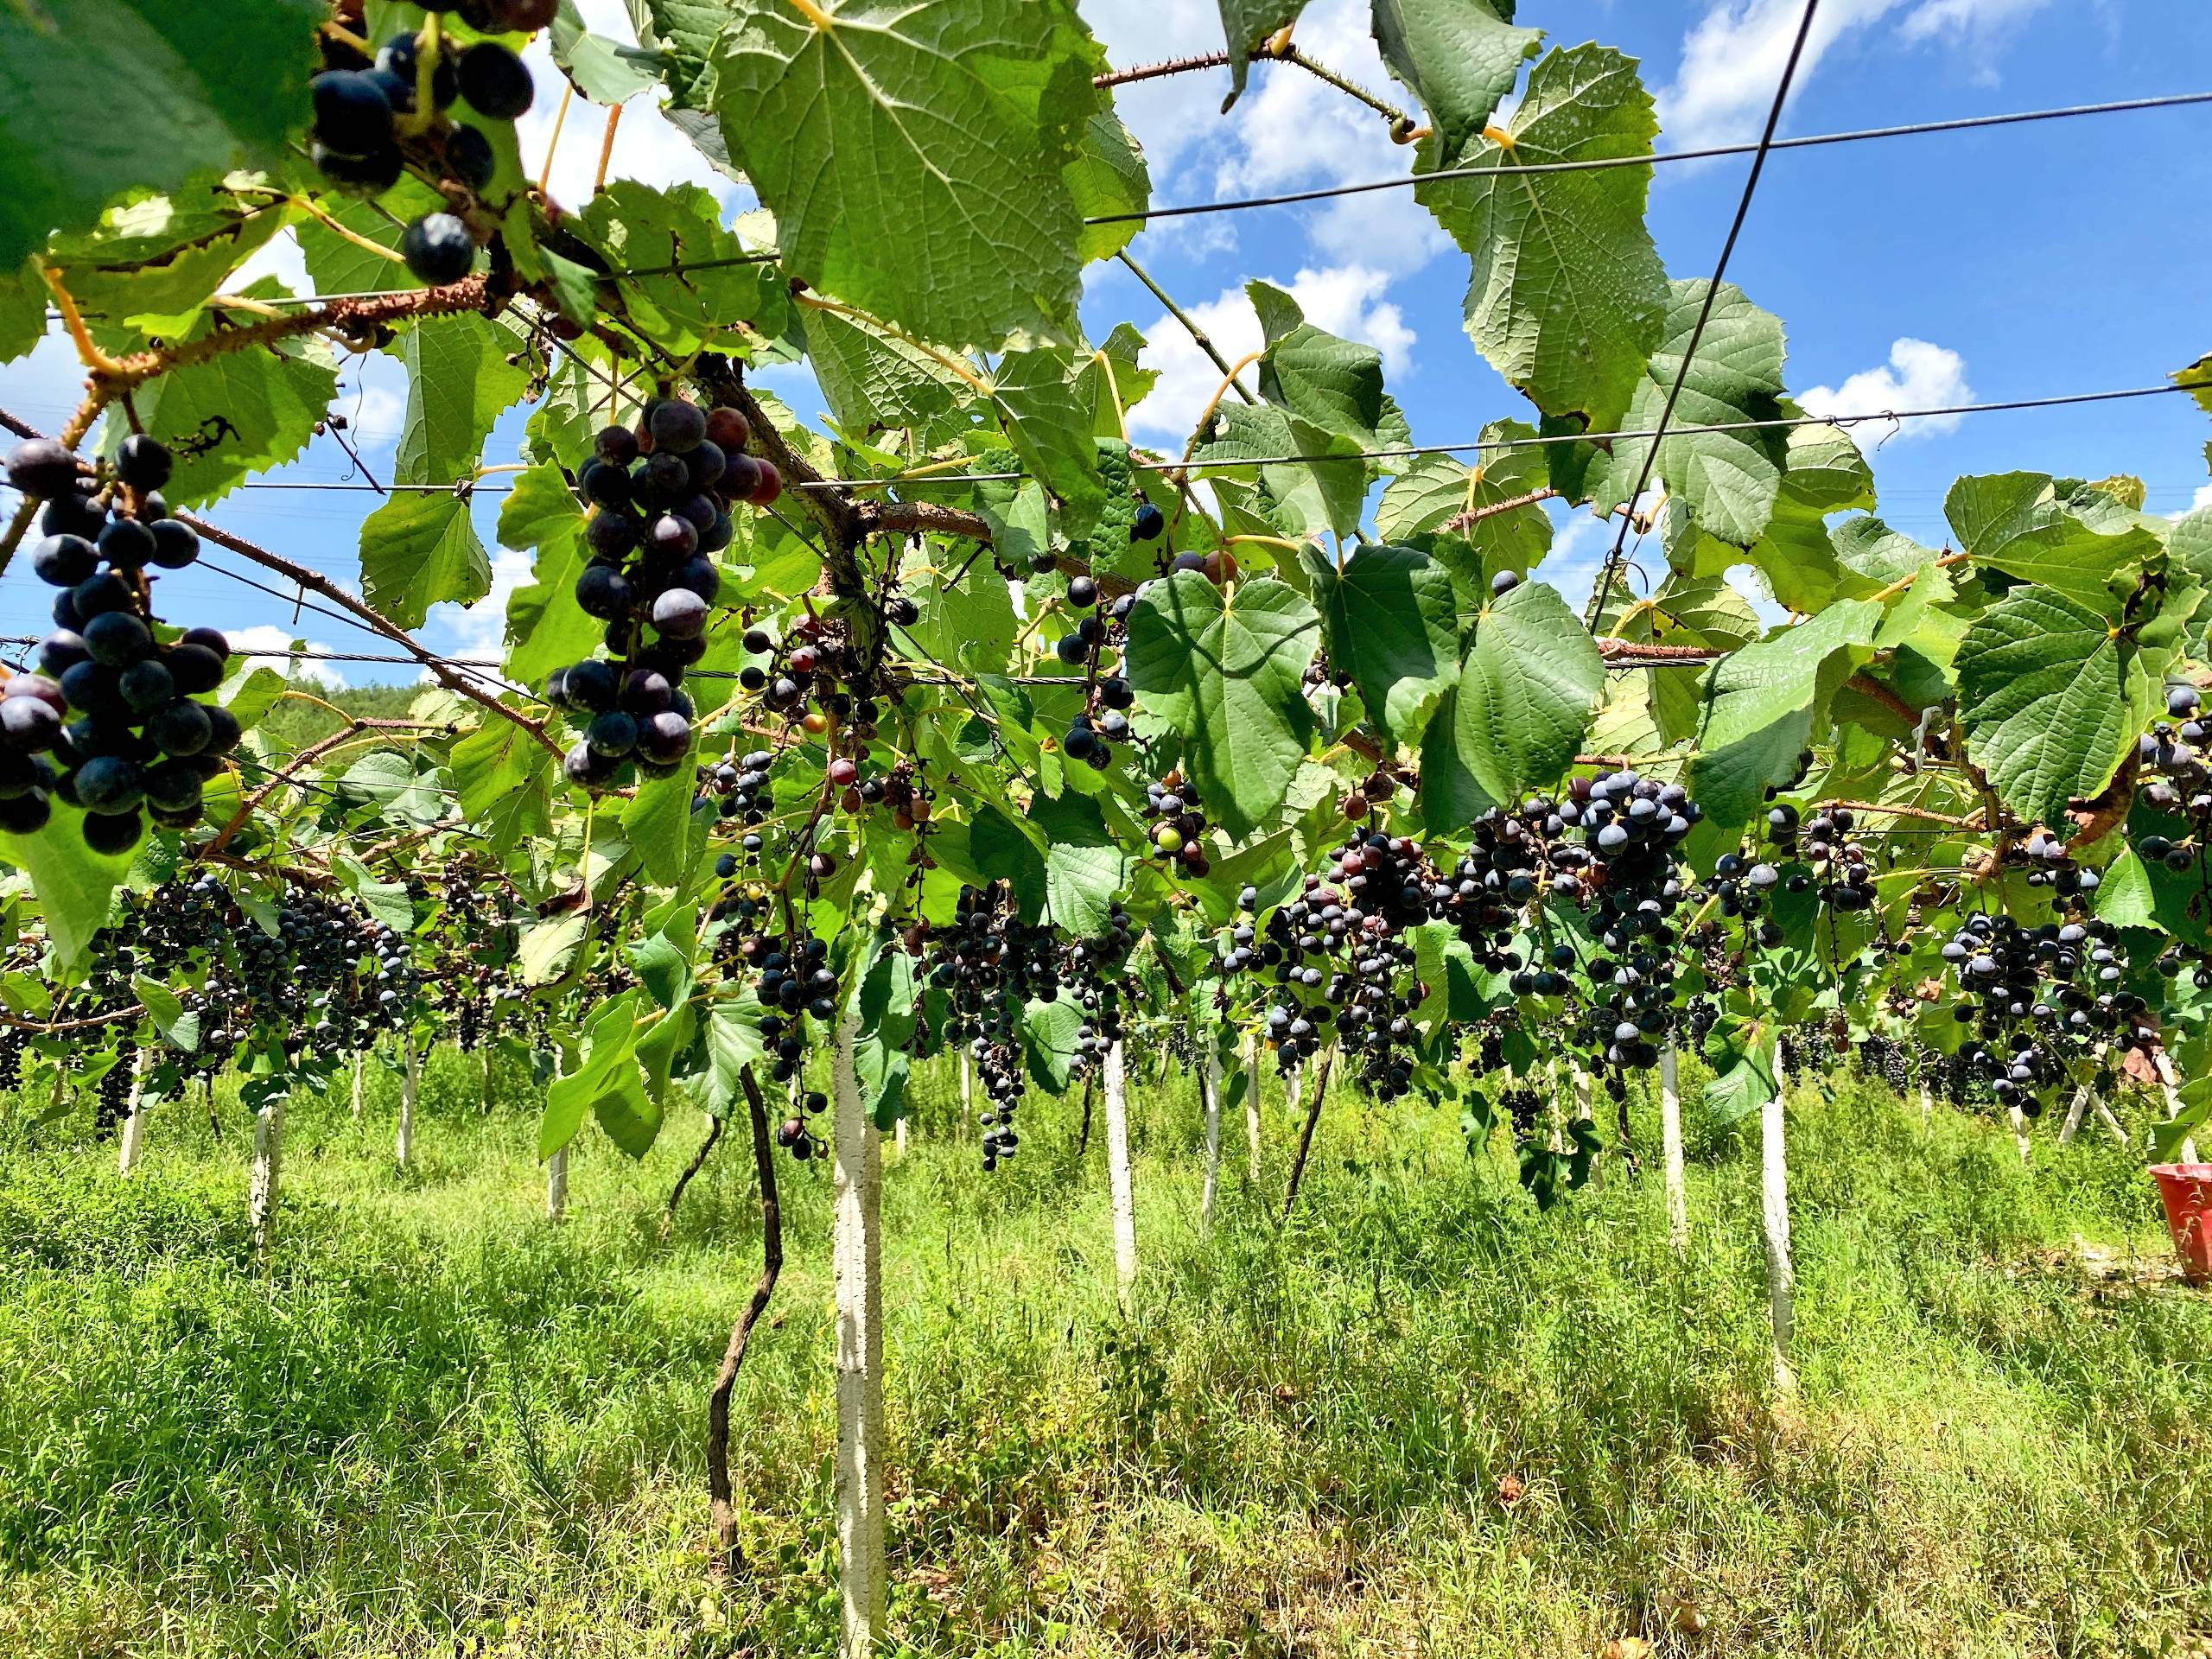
left=1799, top=338, right=1973, bottom=439
left=224, top=626, right=346, bottom=691
left=1533, top=507, right=1619, bottom=617
left=1128, top=264, right=1414, bottom=442
left=1659, top=0, right=2052, bottom=151
left=516, top=0, right=736, bottom=210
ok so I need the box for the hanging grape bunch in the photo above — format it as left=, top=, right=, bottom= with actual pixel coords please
left=1056, top=575, right=1137, bottom=769
left=1141, top=771, right=1210, bottom=878
left=3, top=436, right=239, bottom=850
left=2135, top=684, right=2211, bottom=874
left=1855, top=1033, right=1914, bottom=1092
left=549, top=402, right=779, bottom=789
left=2003, top=825, right=2099, bottom=900
left=705, top=747, right=779, bottom=865
left=738, top=612, right=867, bottom=741
left=1939, top=912, right=2136, bottom=1116
left=922, top=884, right=1065, bottom=1171
left=307, top=2, right=556, bottom=283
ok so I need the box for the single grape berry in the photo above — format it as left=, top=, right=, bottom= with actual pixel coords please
left=1491, top=569, right=1522, bottom=596
left=6, top=439, right=79, bottom=500
left=447, top=124, right=496, bottom=192
left=401, top=213, right=476, bottom=286
left=2169, top=684, right=2202, bottom=718
left=1132, top=501, right=1166, bottom=543
left=648, top=399, right=708, bottom=454
left=457, top=42, right=534, bottom=120
left=1067, top=575, right=1098, bottom=609
left=310, top=70, right=396, bottom=157
left=30, top=535, right=97, bottom=588
left=147, top=520, right=200, bottom=569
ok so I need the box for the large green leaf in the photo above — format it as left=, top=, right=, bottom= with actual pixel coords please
left=1307, top=543, right=1458, bottom=750
left=91, top=278, right=336, bottom=510
left=708, top=0, right=1102, bottom=349
left=1417, top=578, right=1603, bottom=823
left=1688, top=601, right=1882, bottom=847
left=1371, top=0, right=1540, bottom=154
left=391, top=314, right=533, bottom=486
left=1414, top=44, right=1666, bottom=430
left=1589, top=279, right=1787, bottom=548
left=1955, top=586, right=2154, bottom=835
left=576, top=181, right=791, bottom=353
left=902, top=557, right=1019, bottom=675
left=1250, top=279, right=1402, bottom=450
left=1376, top=423, right=1554, bottom=607
left=49, top=184, right=287, bottom=335
left=0, top=811, right=134, bottom=973
left=1192, top=401, right=1371, bottom=542
left=552, top=0, right=666, bottom=103
left=359, top=493, right=492, bottom=631
left=542, top=989, right=645, bottom=1159
left=1029, top=791, right=1132, bottom=936
left=0, top=0, right=322, bottom=269
left=1947, top=473, right=2163, bottom=610
left=1067, top=109, right=1151, bottom=264
left=994, top=345, right=1106, bottom=531
left=449, top=720, right=554, bottom=853
left=802, top=304, right=971, bottom=440
left=1125, top=573, right=1321, bottom=840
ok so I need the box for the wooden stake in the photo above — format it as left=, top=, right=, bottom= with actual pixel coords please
left=831, top=1013, right=886, bottom=1656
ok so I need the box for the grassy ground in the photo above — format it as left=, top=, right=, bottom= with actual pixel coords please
left=0, top=1050, right=2206, bottom=1658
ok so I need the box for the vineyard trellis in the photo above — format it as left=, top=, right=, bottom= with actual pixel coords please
left=3, top=0, right=2212, bottom=1654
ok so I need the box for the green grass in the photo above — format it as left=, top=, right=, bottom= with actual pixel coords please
left=0, top=1052, right=2206, bottom=1658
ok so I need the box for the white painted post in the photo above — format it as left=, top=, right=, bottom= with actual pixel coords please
left=1761, top=1091, right=1796, bottom=1394
left=546, top=1147, right=569, bottom=1221
left=2009, top=1103, right=2033, bottom=1166
left=396, top=1037, right=419, bottom=1169
left=1572, top=1060, right=1599, bottom=1187
left=1243, top=1033, right=1262, bottom=1184
left=2058, top=1081, right=2092, bottom=1145
left=1919, top=1080, right=1933, bottom=1128
left=893, top=1111, right=908, bottom=1160
left=250, top=1102, right=283, bottom=1261
left=1660, top=1042, right=1688, bottom=1254
left=116, top=1051, right=149, bottom=1177
left=350, top=1052, right=365, bottom=1120
left=2153, top=1050, right=2202, bottom=1164
left=1104, top=1037, right=1137, bottom=1302
left=1199, top=1036, right=1223, bottom=1230
left=831, top=1014, right=886, bottom=1657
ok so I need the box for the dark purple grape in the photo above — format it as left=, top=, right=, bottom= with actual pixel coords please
left=456, top=42, right=533, bottom=120
left=652, top=588, right=708, bottom=640
left=147, top=519, right=200, bottom=569
left=29, top=535, right=97, bottom=588
left=401, top=213, right=476, bottom=286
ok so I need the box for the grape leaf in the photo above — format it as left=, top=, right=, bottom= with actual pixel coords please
left=802, top=304, right=971, bottom=441
left=1417, top=579, right=1603, bottom=824
left=1955, top=585, right=2155, bottom=835
left=1126, top=573, right=1321, bottom=840
left=1306, top=543, right=1458, bottom=751
left=1947, top=473, right=2163, bottom=610
left=0, top=810, right=132, bottom=973
left=1414, top=44, right=1666, bottom=431
left=707, top=0, right=1103, bottom=350
left=0, top=257, right=45, bottom=364
left=1687, top=601, right=1882, bottom=853
left=1588, top=279, right=1787, bottom=548
left=391, top=313, right=533, bottom=486
left=1250, top=279, right=1404, bottom=451
left=1068, top=110, right=1151, bottom=264
left=994, top=345, right=1107, bottom=531
left=48, top=182, right=287, bottom=335
left=359, top=493, right=493, bottom=632
left=0, top=0, right=323, bottom=270
left=449, top=718, right=554, bottom=855
left=542, top=988, right=644, bottom=1158
left=1371, top=0, right=1540, bottom=154
left=552, top=0, right=666, bottom=103
left=577, top=181, right=791, bottom=354
left=1030, top=791, right=1131, bottom=937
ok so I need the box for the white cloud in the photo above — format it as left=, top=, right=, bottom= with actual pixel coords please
left=2171, top=482, right=2212, bottom=521
left=1659, top=0, right=2050, bottom=151
left=517, top=2, right=735, bottom=210
left=224, top=626, right=346, bottom=691
left=1128, top=264, right=1414, bottom=442
left=1799, top=337, right=1973, bottom=439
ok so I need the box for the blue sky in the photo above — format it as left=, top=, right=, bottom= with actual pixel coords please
left=5, top=0, right=2209, bottom=685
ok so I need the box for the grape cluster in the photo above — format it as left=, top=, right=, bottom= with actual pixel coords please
left=95, top=1042, right=138, bottom=1138
left=706, top=747, right=780, bottom=864
left=308, top=4, right=553, bottom=284
left=1940, top=912, right=2136, bottom=1114
left=738, top=613, right=874, bottom=742
left=923, top=885, right=1065, bottom=1170
left=0, top=1027, right=21, bottom=1093
left=1141, top=771, right=1210, bottom=878
left=550, top=403, right=775, bottom=789
left=1855, top=1033, right=1914, bottom=1092
left=1055, top=575, right=1137, bottom=770
left=3, top=435, right=238, bottom=849
left=2135, top=685, right=2211, bottom=874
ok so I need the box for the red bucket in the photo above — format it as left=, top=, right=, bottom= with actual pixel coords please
left=2151, top=1164, right=2212, bottom=1285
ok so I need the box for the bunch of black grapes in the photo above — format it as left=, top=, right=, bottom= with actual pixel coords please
left=308, top=3, right=554, bottom=284
left=2135, top=684, right=2212, bottom=874
left=1054, top=573, right=1137, bottom=769
left=549, top=401, right=781, bottom=789
left=924, top=884, right=1064, bottom=1171
left=1940, top=912, right=2137, bottom=1116
left=1141, top=770, right=1209, bottom=878
left=705, top=747, right=779, bottom=864
left=3, top=435, right=238, bottom=850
